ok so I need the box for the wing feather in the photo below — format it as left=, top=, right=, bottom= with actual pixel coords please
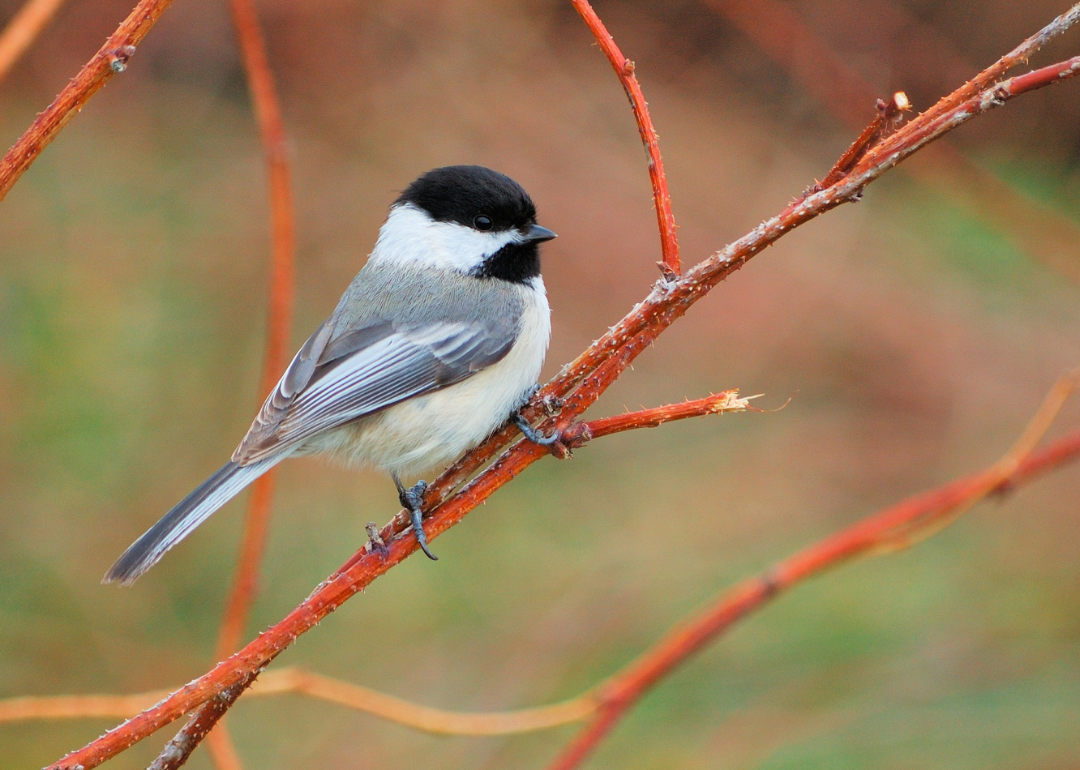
left=233, top=319, right=515, bottom=465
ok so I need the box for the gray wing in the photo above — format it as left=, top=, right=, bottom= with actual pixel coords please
left=232, top=318, right=516, bottom=465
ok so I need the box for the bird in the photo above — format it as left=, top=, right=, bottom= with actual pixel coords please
left=104, top=165, right=559, bottom=585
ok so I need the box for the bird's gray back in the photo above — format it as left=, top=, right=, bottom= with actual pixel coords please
left=330, top=261, right=526, bottom=338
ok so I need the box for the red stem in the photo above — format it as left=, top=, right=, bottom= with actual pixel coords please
left=561, top=391, right=746, bottom=447
left=570, top=0, right=680, bottom=276
left=146, top=675, right=255, bottom=770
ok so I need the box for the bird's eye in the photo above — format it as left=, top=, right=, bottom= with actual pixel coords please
left=473, top=215, right=493, bottom=231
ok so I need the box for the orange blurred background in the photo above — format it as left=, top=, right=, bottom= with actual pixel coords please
left=1, top=0, right=1080, bottom=767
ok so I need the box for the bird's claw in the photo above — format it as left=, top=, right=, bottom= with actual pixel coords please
left=515, top=413, right=561, bottom=446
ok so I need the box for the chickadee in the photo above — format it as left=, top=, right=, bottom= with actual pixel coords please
left=105, top=165, right=558, bottom=585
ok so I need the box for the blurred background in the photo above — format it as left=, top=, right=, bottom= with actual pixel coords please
left=2, top=0, right=1080, bottom=767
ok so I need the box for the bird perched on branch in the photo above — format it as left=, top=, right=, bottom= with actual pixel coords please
left=105, top=165, right=558, bottom=584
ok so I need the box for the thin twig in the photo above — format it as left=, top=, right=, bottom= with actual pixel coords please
left=251, top=668, right=595, bottom=736
left=0, top=0, right=68, bottom=82
left=0, top=666, right=595, bottom=736
left=814, top=92, right=910, bottom=193
left=0, top=0, right=175, bottom=202
left=560, top=390, right=751, bottom=448
left=41, top=10, right=1080, bottom=769
left=545, top=374, right=1080, bottom=770
left=570, top=0, right=680, bottom=277
left=214, top=0, right=297, bottom=664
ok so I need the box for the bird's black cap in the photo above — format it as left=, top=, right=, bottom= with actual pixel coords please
left=396, top=165, right=538, bottom=232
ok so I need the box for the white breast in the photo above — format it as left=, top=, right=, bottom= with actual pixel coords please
left=369, top=204, right=524, bottom=274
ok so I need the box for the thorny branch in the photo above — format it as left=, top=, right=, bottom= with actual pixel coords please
left=706, top=0, right=1080, bottom=285
left=0, top=1, right=1074, bottom=767
left=813, top=91, right=911, bottom=193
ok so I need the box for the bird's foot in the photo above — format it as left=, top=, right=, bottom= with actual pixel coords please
left=515, top=413, right=561, bottom=447
left=395, top=477, right=438, bottom=561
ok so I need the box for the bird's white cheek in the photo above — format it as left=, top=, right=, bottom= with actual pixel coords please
left=369, top=204, right=519, bottom=273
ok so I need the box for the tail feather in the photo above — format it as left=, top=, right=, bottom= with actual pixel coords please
left=104, top=457, right=280, bottom=585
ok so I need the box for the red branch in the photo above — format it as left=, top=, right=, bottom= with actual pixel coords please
left=560, top=390, right=749, bottom=448
left=571, top=0, right=680, bottom=276
left=0, top=0, right=175, bottom=202
left=214, top=0, right=297, bottom=663
left=40, top=9, right=1080, bottom=770
left=545, top=425, right=1080, bottom=770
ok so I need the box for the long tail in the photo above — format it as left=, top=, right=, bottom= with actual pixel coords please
left=104, top=457, right=281, bottom=585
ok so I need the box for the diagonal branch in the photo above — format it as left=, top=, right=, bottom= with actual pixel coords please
left=813, top=91, right=910, bottom=193
left=40, top=8, right=1080, bottom=770
left=560, top=390, right=751, bottom=448
left=571, top=0, right=680, bottom=276
left=0, top=0, right=175, bottom=202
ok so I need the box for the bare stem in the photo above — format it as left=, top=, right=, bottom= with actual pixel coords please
left=814, top=92, right=911, bottom=192
left=570, top=0, right=680, bottom=276
left=9, top=398, right=1079, bottom=754
left=706, top=0, right=1080, bottom=286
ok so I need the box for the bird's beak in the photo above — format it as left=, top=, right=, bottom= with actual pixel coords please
left=521, top=224, right=557, bottom=243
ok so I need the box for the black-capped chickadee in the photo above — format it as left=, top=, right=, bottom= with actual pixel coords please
left=105, top=166, right=558, bottom=585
